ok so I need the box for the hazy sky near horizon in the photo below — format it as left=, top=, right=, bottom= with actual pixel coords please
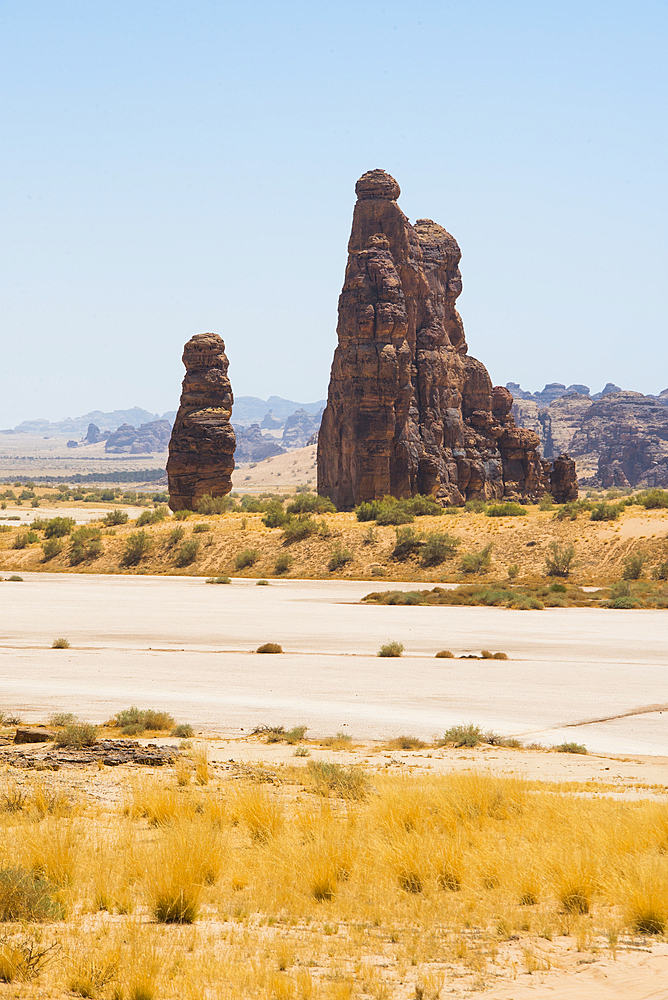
left=2, top=0, right=667, bottom=427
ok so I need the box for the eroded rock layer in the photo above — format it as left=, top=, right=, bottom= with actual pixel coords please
left=167, top=333, right=236, bottom=511
left=318, top=170, right=576, bottom=508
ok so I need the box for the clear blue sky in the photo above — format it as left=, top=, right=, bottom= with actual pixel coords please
left=2, top=0, right=667, bottom=426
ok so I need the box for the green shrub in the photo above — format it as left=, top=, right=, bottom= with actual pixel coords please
left=485, top=503, right=527, bottom=517
left=173, top=509, right=192, bottom=521
left=174, top=539, right=200, bottom=567
left=171, top=723, right=194, bottom=738
left=101, top=509, right=128, bottom=526
left=507, top=564, right=520, bottom=579
left=550, top=582, right=567, bottom=593
left=635, top=489, right=668, bottom=510
left=539, top=493, right=555, bottom=510
left=54, top=723, right=98, bottom=747
left=623, top=552, right=647, bottom=580
left=234, top=548, right=259, bottom=570
left=608, top=596, right=638, bottom=609
left=110, top=706, right=175, bottom=733
left=262, top=501, right=289, bottom=528
left=6, top=575, right=23, bottom=582
left=167, top=526, right=186, bottom=547
left=391, top=526, right=423, bottom=560
left=420, top=532, right=460, bottom=566
left=544, top=541, right=576, bottom=577
left=192, top=523, right=210, bottom=533
left=378, top=641, right=404, bottom=657
left=205, top=575, right=231, bottom=584
left=68, top=528, right=103, bottom=565
left=256, top=579, right=269, bottom=586
left=44, top=517, right=76, bottom=538
left=440, top=723, right=484, bottom=747
left=286, top=495, right=336, bottom=515
left=274, top=553, right=292, bottom=575
left=136, top=505, right=168, bottom=526
left=13, top=532, right=38, bottom=549
left=464, top=499, right=487, bottom=513
left=256, top=643, right=283, bottom=653
left=653, top=561, right=668, bottom=581
left=121, top=531, right=152, bottom=566
left=590, top=501, right=623, bottom=522
left=196, top=494, right=237, bottom=514
left=554, top=742, right=587, bottom=755
left=52, top=638, right=70, bottom=649
left=327, top=546, right=353, bottom=572
left=42, top=538, right=63, bottom=562
left=460, top=543, right=493, bottom=574
left=281, top=516, right=319, bottom=543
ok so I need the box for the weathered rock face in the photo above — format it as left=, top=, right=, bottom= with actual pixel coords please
left=569, top=392, right=668, bottom=489
left=317, top=170, right=570, bottom=508
left=167, top=333, right=236, bottom=511
left=281, top=408, right=322, bottom=449
left=105, top=420, right=171, bottom=454
left=234, top=424, right=285, bottom=464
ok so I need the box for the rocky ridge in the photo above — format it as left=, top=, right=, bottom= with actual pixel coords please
left=317, top=169, right=577, bottom=509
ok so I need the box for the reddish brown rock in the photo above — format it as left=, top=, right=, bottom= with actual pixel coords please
left=549, top=454, right=579, bottom=503
left=167, top=333, right=236, bottom=511
left=317, top=170, right=573, bottom=508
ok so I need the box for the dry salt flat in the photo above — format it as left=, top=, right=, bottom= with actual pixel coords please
left=1, top=573, right=667, bottom=755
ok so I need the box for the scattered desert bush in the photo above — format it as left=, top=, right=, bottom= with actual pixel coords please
left=41, top=538, right=62, bottom=561
left=623, top=552, right=647, bottom=580
left=173, top=538, right=200, bottom=567
left=281, top=516, right=319, bottom=543
left=0, top=867, right=64, bottom=922
left=464, top=499, right=487, bottom=513
left=419, top=532, right=460, bottom=566
left=355, top=494, right=441, bottom=526
left=43, top=517, right=76, bottom=538
left=261, top=501, right=289, bottom=528
left=635, top=488, right=668, bottom=509
left=327, top=546, right=353, bottom=571
left=69, top=527, right=103, bottom=565
left=172, top=509, right=192, bottom=521
left=166, top=526, right=185, bottom=547
left=13, top=532, right=39, bottom=549
left=384, top=735, right=426, bottom=750
left=197, top=494, right=236, bottom=514
left=435, top=649, right=454, bottom=658
left=49, top=712, right=77, bottom=727
left=439, top=724, right=484, bottom=748
left=101, top=509, right=128, bottom=526
left=485, top=502, right=527, bottom=517
left=460, top=542, right=493, bottom=574
left=590, top=501, right=623, bottom=522
left=378, top=641, right=404, bottom=658
left=234, top=548, right=259, bottom=570
left=554, top=742, right=588, bottom=754
left=391, top=526, right=423, bottom=560
left=653, top=561, right=668, bottom=581
left=544, top=541, right=576, bottom=577
left=192, top=523, right=210, bottom=533
left=136, top=505, right=169, bottom=527
left=171, top=723, right=194, bottom=738
left=109, top=706, right=175, bottom=735
left=274, top=553, right=292, bottom=574
left=538, top=493, right=555, bottom=510
left=256, top=579, right=269, bottom=585
left=205, top=575, right=230, bottom=584
left=54, top=723, right=98, bottom=748
left=52, top=638, right=70, bottom=649
left=122, top=531, right=152, bottom=566
left=286, top=495, right=336, bottom=515
left=256, top=642, right=283, bottom=654
left=507, top=563, right=520, bottom=579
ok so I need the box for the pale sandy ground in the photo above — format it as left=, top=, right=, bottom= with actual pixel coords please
left=0, top=503, right=146, bottom=527
left=0, top=432, right=168, bottom=477
left=1, top=574, right=668, bottom=755
left=232, top=444, right=317, bottom=491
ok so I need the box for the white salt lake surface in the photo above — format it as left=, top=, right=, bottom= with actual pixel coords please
left=1, top=574, right=667, bottom=755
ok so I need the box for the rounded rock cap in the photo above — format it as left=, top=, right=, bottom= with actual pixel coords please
left=182, top=331, right=228, bottom=371
left=355, top=169, right=400, bottom=201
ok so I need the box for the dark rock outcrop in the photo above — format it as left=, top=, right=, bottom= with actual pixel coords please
left=105, top=420, right=171, bottom=454
left=14, top=727, right=56, bottom=744
left=234, top=424, right=285, bottom=464
left=167, top=332, right=236, bottom=511
left=317, top=170, right=569, bottom=508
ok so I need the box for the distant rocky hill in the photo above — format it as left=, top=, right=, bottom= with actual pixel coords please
left=508, top=382, right=668, bottom=487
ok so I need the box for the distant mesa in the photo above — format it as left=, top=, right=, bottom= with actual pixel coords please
left=508, top=382, right=668, bottom=487
left=167, top=332, right=236, bottom=511
left=317, top=169, right=577, bottom=508
left=105, top=420, right=171, bottom=454
left=234, top=424, right=285, bottom=464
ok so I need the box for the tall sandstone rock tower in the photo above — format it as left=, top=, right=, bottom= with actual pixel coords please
left=167, top=332, right=236, bottom=511
left=317, top=169, right=577, bottom=508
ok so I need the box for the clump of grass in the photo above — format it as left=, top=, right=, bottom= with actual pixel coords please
left=43, top=517, right=76, bottom=538
left=69, top=527, right=103, bottom=565
left=590, top=501, right=623, bottom=521
left=256, top=579, right=269, bottom=586
left=49, top=712, right=77, bottom=727
left=54, top=723, right=98, bottom=748
left=0, top=867, right=65, bottom=921
left=384, top=735, right=426, bottom=750
left=41, top=537, right=63, bottom=561
left=52, top=638, right=70, bottom=649
left=554, top=742, right=587, bottom=755
left=205, top=575, right=231, bottom=584
left=274, top=552, right=292, bottom=574
left=101, top=509, right=129, bottom=526
left=0, top=935, right=57, bottom=983
left=485, top=502, right=527, bottom=517
left=391, top=526, right=423, bottom=560
left=420, top=532, right=460, bottom=566
left=192, top=523, right=209, bottom=533
left=294, top=746, right=310, bottom=757
left=307, top=760, right=367, bottom=799
left=235, top=548, right=259, bottom=570
left=378, top=641, right=404, bottom=657
left=136, top=506, right=169, bottom=527
left=170, top=723, right=194, bottom=738
left=197, top=494, right=237, bottom=514
left=109, top=707, right=175, bottom=735
left=439, top=724, right=485, bottom=748
left=173, top=538, right=199, bottom=567
left=507, top=563, right=520, bottom=579
left=435, top=649, right=454, bottom=658
left=623, top=552, right=647, bottom=580
left=281, top=516, right=320, bottom=543
left=319, top=732, right=353, bottom=749
left=166, top=526, right=185, bottom=547
left=256, top=643, right=283, bottom=654
left=460, top=543, right=493, bottom=574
